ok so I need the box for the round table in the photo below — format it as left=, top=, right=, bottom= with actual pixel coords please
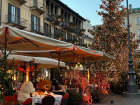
left=32, top=94, right=62, bottom=105
left=0, top=100, right=24, bottom=105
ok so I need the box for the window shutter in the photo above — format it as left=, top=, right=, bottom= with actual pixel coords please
left=44, top=23, right=46, bottom=35
left=54, top=27, right=56, bottom=39
left=50, top=25, right=51, bottom=37
left=31, top=14, right=34, bottom=31
left=8, top=3, right=12, bottom=23
left=38, top=17, right=40, bottom=32
left=17, top=7, right=20, bottom=25
left=34, top=0, right=38, bottom=7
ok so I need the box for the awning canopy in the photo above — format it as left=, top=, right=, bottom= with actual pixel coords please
left=12, top=46, right=115, bottom=62
left=4, top=54, right=65, bottom=68
left=0, top=26, right=74, bottom=51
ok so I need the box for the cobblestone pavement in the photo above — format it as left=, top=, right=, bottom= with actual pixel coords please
left=92, top=94, right=140, bottom=105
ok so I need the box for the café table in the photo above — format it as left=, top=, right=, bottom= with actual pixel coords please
left=31, top=93, right=62, bottom=105
left=1, top=100, right=24, bottom=105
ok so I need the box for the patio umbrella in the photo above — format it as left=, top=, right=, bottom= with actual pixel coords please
left=6, top=54, right=65, bottom=68
left=12, top=46, right=115, bottom=83
left=12, top=46, right=115, bottom=62
left=0, top=26, right=74, bottom=51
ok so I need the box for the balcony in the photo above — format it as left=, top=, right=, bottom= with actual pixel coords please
left=45, top=14, right=62, bottom=25
left=67, top=22, right=76, bottom=33
left=30, top=0, right=46, bottom=15
left=59, top=21, right=69, bottom=30
left=44, top=33, right=54, bottom=38
left=74, top=28, right=85, bottom=36
left=12, top=0, right=27, bottom=5
left=5, top=15, right=27, bottom=29
left=30, top=24, right=44, bottom=35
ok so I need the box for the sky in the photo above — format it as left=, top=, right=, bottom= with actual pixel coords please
left=60, top=0, right=140, bottom=26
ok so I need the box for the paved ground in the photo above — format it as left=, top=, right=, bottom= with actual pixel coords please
left=91, top=94, right=140, bottom=105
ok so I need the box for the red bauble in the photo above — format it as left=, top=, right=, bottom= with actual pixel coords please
left=115, top=36, right=117, bottom=37
left=137, top=40, right=139, bottom=42
left=105, top=30, right=107, bottom=32
left=112, top=8, right=114, bottom=11
left=117, top=24, right=119, bottom=26
left=133, top=35, right=135, bottom=37
left=114, top=23, right=115, bottom=25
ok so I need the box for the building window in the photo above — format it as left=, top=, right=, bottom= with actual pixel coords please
left=8, top=3, right=20, bottom=24
left=137, top=18, right=140, bottom=24
left=138, top=29, right=140, bottom=37
left=31, top=14, right=40, bottom=32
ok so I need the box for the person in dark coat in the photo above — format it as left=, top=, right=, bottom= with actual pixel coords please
left=52, top=79, right=59, bottom=90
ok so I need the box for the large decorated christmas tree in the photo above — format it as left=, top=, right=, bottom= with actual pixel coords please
left=88, top=0, right=139, bottom=92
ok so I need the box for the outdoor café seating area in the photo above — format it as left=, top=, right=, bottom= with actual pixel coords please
left=0, top=26, right=114, bottom=105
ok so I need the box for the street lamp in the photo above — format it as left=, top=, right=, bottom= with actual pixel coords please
left=122, top=0, right=140, bottom=97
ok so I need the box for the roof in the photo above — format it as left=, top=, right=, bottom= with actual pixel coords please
left=132, top=8, right=140, bottom=11
left=52, top=0, right=86, bottom=21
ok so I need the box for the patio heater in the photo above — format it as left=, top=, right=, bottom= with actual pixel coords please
left=122, top=0, right=140, bottom=97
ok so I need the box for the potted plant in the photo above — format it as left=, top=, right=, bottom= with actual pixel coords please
left=73, top=39, right=78, bottom=45
left=69, top=22, right=76, bottom=28
left=66, top=91, right=83, bottom=105
left=90, top=89, right=103, bottom=103
left=67, top=39, right=73, bottom=43
left=56, top=15, right=63, bottom=21
left=80, top=29, right=85, bottom=34
left=56, top=33, right=63, bottom=40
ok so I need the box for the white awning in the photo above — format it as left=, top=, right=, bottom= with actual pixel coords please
left=6, top=54, right=65, bottom=68
left=0, top=26, right=74, bottom=51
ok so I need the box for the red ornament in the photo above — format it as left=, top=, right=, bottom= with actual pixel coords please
left=117, top=24, right=119, bottom=26
left=123, top=22, right=125, bottom=24
left=133, top=35, right=135, bottom=37
left=107, top=22, right=108, bottom=24
left=114, top=23, right=115, bottom=25
left=115, top=36, right=117, bottom=38
left=130, top=25, right=131, bottom=27
left=137, top=40, right=139, bottom=42
left=112, top=8, right=114, bottom=11
left=105, top=30, right=107, bottom=32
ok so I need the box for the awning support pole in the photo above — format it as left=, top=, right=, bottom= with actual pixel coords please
left=58, top=51, right=60, bottom=84
left=22, top=61, right=26, bottom=83
left=30, top=62, right=32, bottom=82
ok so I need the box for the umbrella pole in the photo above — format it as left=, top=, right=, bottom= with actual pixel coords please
left=58, top=51, right=60, bottom=84
left=30, top=62, right=32, bottom=82
left=35, top=63, right=37, bottom=89
left=22, top=61, right=26, bottom=83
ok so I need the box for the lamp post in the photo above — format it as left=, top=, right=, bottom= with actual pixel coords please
left=122, top=0, right=140, bottom=97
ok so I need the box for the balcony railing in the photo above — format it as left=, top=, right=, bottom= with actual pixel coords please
left=74, top=28, right=85, bottom=36
left=30, top=24, right=44, bottom=35
left=45, top=14, right=62, bottom=25
left=30, top=0, right=46, bottom=15
left=59, top=21, right=70, bottom=30
left=44, top=33, right=54, bottom=38
left=12, top=0, right=27, bottom=5
left=5, top=15, right=27, bottom=29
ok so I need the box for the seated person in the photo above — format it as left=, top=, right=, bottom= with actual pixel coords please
left=52, top=79, right=59, bottom=90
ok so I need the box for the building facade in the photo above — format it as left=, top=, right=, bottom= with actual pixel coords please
left=123, top=5, right=140, bottom=42
left=0, top=0, right=86, bottom=46
left=83, top=20, right=94, bottom=47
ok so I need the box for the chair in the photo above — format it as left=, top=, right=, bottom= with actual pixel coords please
left=23, top=98, right=32, bottom=105
left=41, top=95, right=55, bottom=105
left=4, top=96, right=12, bottom=101
left=12, top=94, right=18, bottom=100
left=60, top=92, right=69, bottom=105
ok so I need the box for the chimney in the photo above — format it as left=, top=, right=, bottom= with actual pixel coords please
left=129, top=4, right=132, bottom=11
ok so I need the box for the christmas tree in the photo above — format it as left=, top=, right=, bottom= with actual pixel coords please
left=88, top=0, right=139, bottom=87
left=0, top=44, right=14, bottom=99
